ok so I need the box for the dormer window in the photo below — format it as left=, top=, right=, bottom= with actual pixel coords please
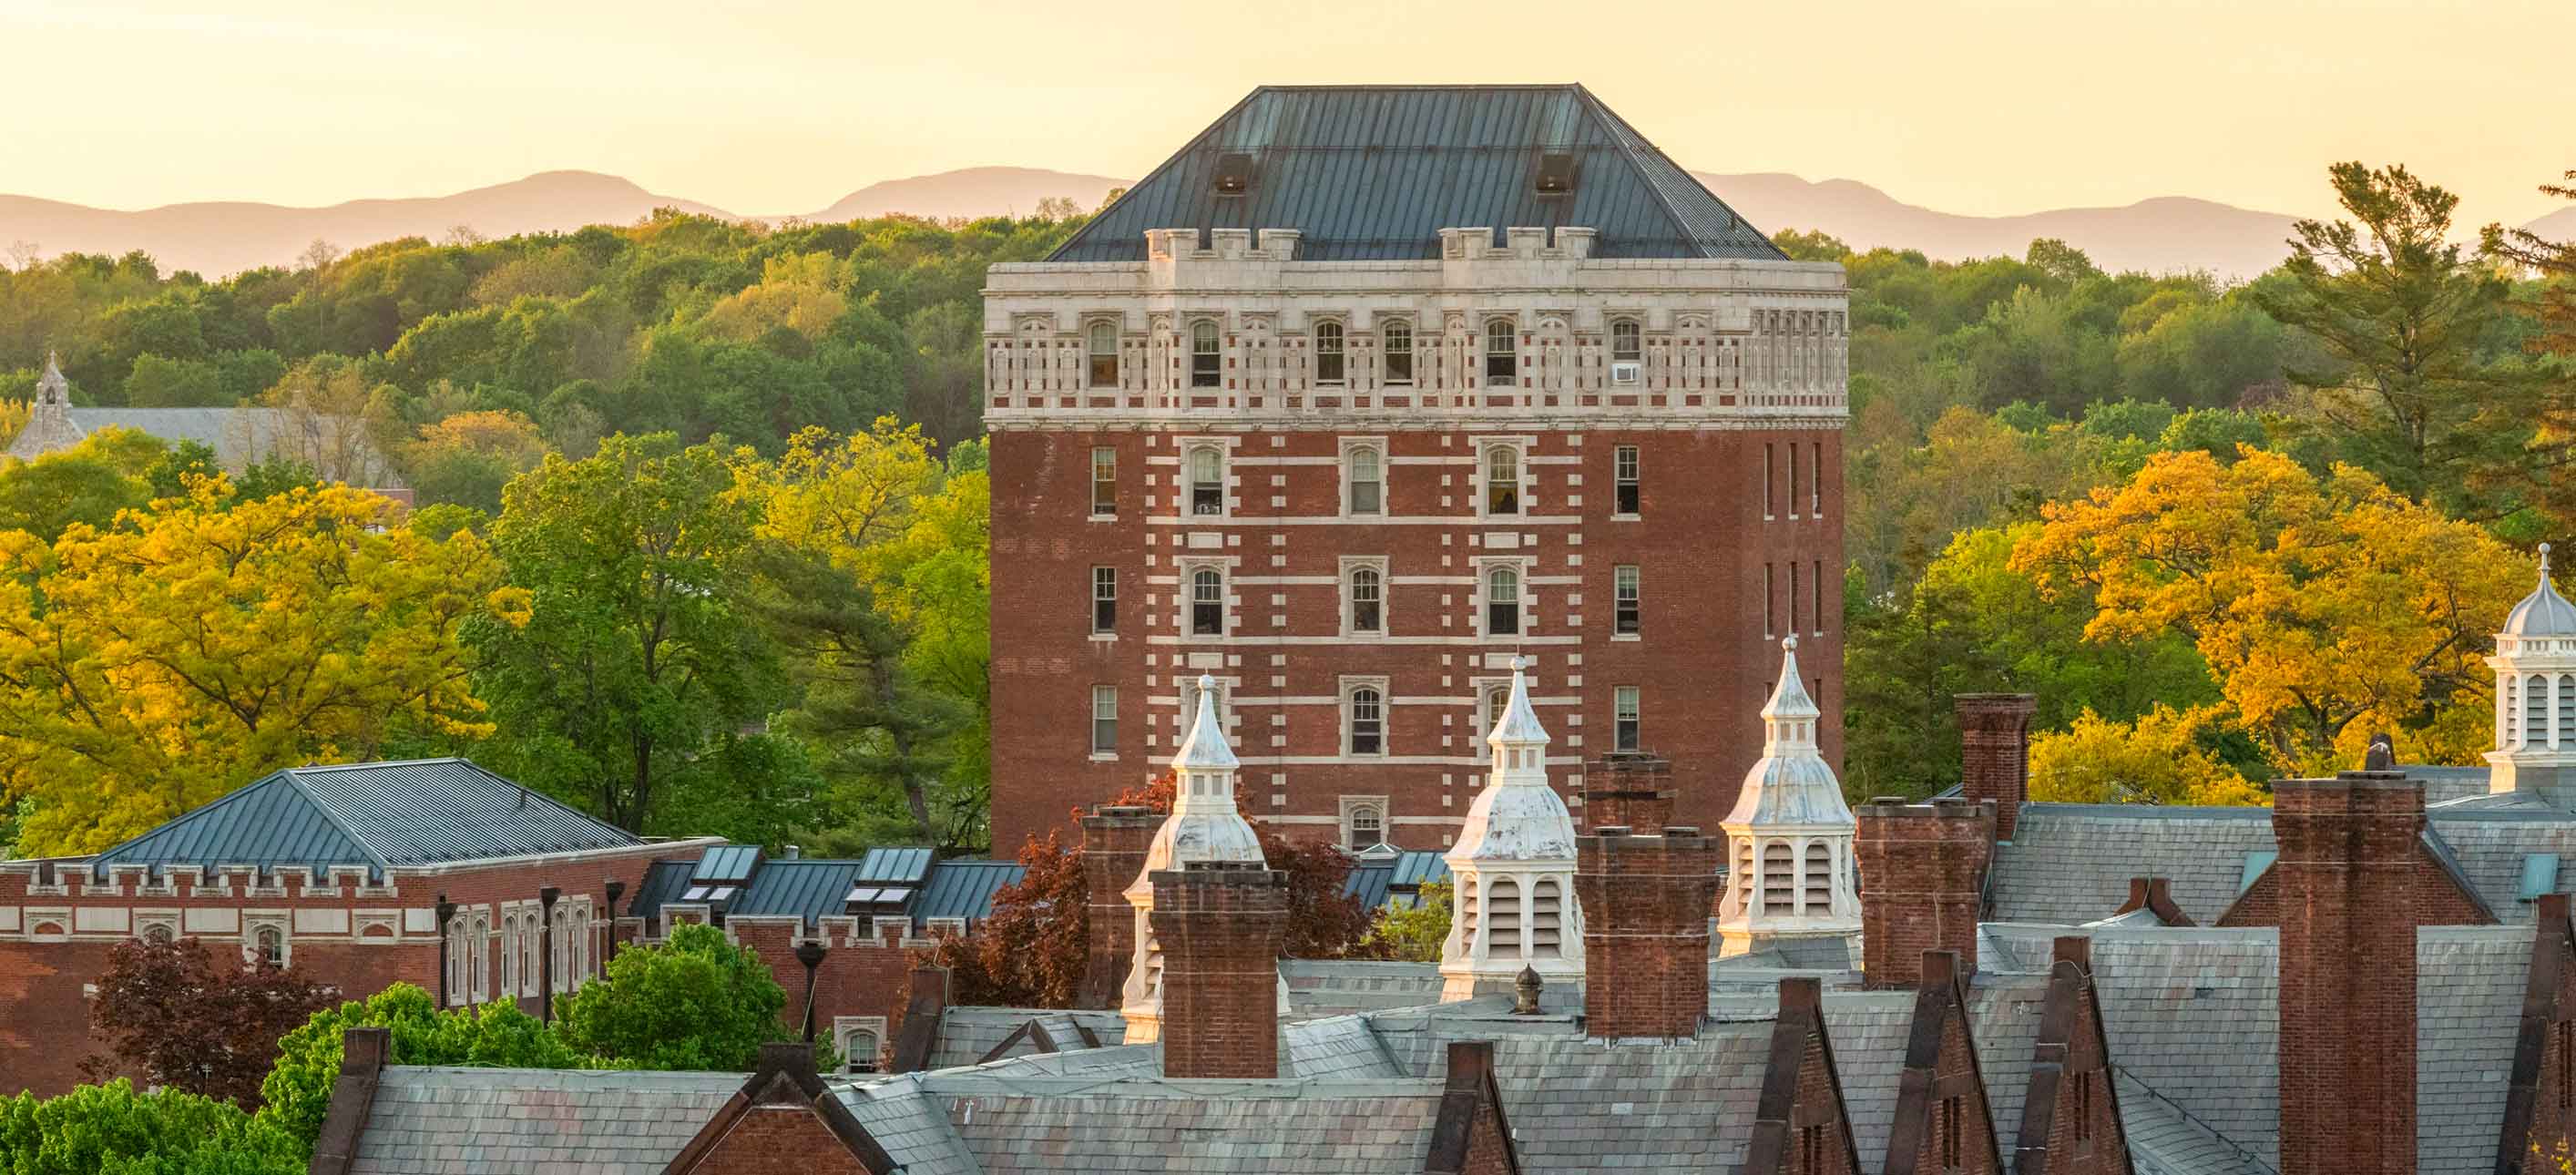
left=1535, top=152, right=1577, bottom=197
left=1212, top=152, right=1254, bottom=197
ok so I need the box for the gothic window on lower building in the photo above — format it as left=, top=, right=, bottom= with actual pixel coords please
left=1191, top=569, right=1225, bottom=636
left=1088, top=322, right=1118, bottom=387
left=836, top=1017, right=888, bottom=1075
left=1383, top=319, right=1415, bottom=383
left=1190, top=320, right=1221, bottom=388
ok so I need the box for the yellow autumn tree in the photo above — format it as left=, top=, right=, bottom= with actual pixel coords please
left=0, top=479, right=530, bottom=853
left=697, top=252, right=847, bottom=344
left=2029, top=705, right=2267, bottom=806
left=2011, top=446, right=2525, bottom=776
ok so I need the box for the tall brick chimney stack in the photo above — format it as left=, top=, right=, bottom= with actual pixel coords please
left=1077, top=804, right=1160, bottom=1008
left=1574, top=825, right=1723, bottom=1041
left=1855, top=798, right=1994, bottom=988
left=1956, top=694, right=2037, bottom=842
left=1583, top=752, right=1674, bottom=834
left=2274, top=770, right=2422, bottom=1175
left=1148, top=862, right=1287, bottom=1079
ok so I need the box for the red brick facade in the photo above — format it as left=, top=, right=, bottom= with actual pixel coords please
left=1889, top=951, right=2005, bottom=1175
left=1956, top=694, right=2035, bottom=843
left=1856, top=799, right=1994, bottom=989
left=2273, top=771, right=2420, bottom=1175
left=1149, top=864, right=1288, bottom=1079
left=987, top=424, right=1845, bottom=854
left=1580, top=754, right=1675, bottom=834
left=1744, top=977, right=1864, bottom=1175
left=673, top=1101, right=877, bottom=1175
left=2013, top=938, right=2131, bottom=1175
left=1574, top=826, right=1723, bottom=1040
left=0, top=840, right=707, bottom=1097
left=1077, top=804, right=1160, bottom=1008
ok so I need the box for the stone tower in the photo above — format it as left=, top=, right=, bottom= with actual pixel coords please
left=1440, top=657, right=1582, bottom=1000
left=2489, top=544, right=2576, bottom=807
left=1717, top=637, right=1860, bottom=956
left=6, top=352, right=85, bottom=462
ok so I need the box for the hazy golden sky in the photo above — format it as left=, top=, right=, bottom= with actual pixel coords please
left=5, top=0, right=2571, bottom=228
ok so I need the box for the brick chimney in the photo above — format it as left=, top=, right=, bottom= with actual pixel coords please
left=1855, top=798, right=1994, bottom=988
left=1582, top=753, right=1673, bottom=834
left=1078, top=804, right=1161, bottom=1009
left=1148, top=863, right=1286, bottom=1079
left=1574, top=825, right=1723, bottom=1040
left=2274, top=771, right=2422, bottom=1175
left=1956, top=694, right=2036, bottom=842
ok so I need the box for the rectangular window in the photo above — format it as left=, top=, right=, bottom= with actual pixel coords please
left=1485, top=567, right=1520, bottom=637
left=1091, top=567, right=1116, bottom=633
left=1801, top=1125, right=1823, bottom=1171
left=1384, top=321, right=1415, bottom=383
left=1940, top=1096, right=1963, bottom=1170
left=1087, top=323, right=1118, bottom=387
left=1090, top=447, right=1116, bottom=516
left=1315, top=322, right=1345, bottom=383
left=1613, top=445, right=1641, bottom=515
left=1348, top=567, right=1384, bottom=634
left=1787, top=443, right=1801, bottom=518
left=1191, top=569, right=1225, bottom=637
left=1347, top=446, right=1383, bottom=516
left=1763, top=444, right=1776, bottom=518
left=1614, top=687, right=1641, bottom=752
left=1810, top=441, right=1823, bottom=516
left=1484, top=320, right=1517, bottom=386
left=1485, top=446, right=1521, bottom=516
left=1614, top=566, right=1641, bottom=635
left=1813, top=559, right=1825, bottom=635
left=1789, top=562, right=1801, bottom=634
left=1348, top=690, right=1384, bottom=756
left=1190, top=322, right=1221, bottom=388
left=1090, top=686, right=1117, bottom=754
left=2074, top=1071, right=2094, bottom=1149
left=1189, top=447, right=1224, bottom=516
left=1763, top=564, right=1775, bottom=638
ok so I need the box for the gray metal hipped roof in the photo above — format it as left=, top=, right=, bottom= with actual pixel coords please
left=84, top=759, right=639, bottom=882
left=1048, top=85, right=1786, bottom=263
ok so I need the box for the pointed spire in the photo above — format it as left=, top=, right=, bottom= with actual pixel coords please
left=1487, top=656, right=1549, bottom=752
left=35, top=350, right=66, bottom=406
left=1173, top=674, right=1238, bottom=771
left=1761, top=637, right=1820, bottom=748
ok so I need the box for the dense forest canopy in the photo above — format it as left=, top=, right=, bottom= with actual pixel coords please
left=0, top=163, right=2571, bottom=857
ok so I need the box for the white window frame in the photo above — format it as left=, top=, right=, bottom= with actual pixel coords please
left=1479, top=442, right=1527, bottom=518
left=1613, top=444, right=1641, bottom=517
left=1183, top=444, right=1227, bottom=519
left=1183, top=561, right=1228, bottom=638
left=836, top=1016, right=891, bottom=1075
left=1342, top=675, right=1391, bottom=758
left=1483, top=317, right=1518, bottom=387
left=499, top=910, right=521, bottom=994
left=1314, top=319, right=1346, bottom=385
left=1610, top=318, right=1644, bottom=364
left=1091, top=566, right=1118, bottom=635
left=1473, top=678, right=1513, bottom=741
left=1089, top=446, right=1117, bottom=518
left=1614, top=686, right=1642, bottom=753
left=1341, top=437, right=1386, bottom=518
left=244, top=916, right=291, bottom=969
left=1478, top=559, right=1531, bottom=639
left=136, top=913, right=180, bottom=945
left=1090, top=685, right=1119, bottom=759
left=1614, top=565, right=1641, bottom=639
left=1341, top=556, right=1389, bottom=638
left=1381, top=318, right=1416, bottom=385
left=1086, top=320, right=1119, bottom=389
left=1340, top=795, right=1392, bottom=850
left=1189, top=319, right=1222, bottom=388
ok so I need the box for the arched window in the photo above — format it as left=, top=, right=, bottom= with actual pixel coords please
left=1349, top=567, right=1383, bottom=633
left=1383, top=319, right=1415, bottom=383
left=252, top=926, right=285, bottom=968
left=1803, top=842, right=1833, bottom=914
left=523, top=916, right=542, bottom=995
left=1762, top=841, right=1796, bottom=915
left=1487, top=877, right=1522, bottom=958
left=1486, top=567, right=1521, bottom=636
left=1346, top=446, right=1383, bottom=516
left=845, top=1028, right=882, bottom=1075
left=1347, top=802, right=1383, bottom=846
left=1315, top=321, right=1345, bottom=383
left=1189, top=447, right=1224, bottom=516
left=1484, top=687, right=1511, bottom=740
left=142, top=924, right=174, bottom=945
left=1484, top=319, right=1518, bottom=386
left=2530, top=674, right=2552, bottom=747
left=1349, top=688, right=1385, bottom=755
left=1485, top=446, right=1521, bottom=516
left=1087, top=322, right=1118, bottom=387
left=1191, top=569, right=1224, bottom=636
left=1190, top=321, right=1222, bottom=388
left=1530, top=878, right=1564, bottom=959
left=1610, top=319, right=1642, bottom=363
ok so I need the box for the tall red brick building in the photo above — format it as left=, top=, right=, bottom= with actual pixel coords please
left=985, top=85, right=1849, bottom=853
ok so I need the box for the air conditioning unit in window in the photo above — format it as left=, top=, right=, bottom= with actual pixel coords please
left=1610, top=361, right=1641, bottom=384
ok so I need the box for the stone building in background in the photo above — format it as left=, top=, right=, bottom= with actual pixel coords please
left=6, top=351, right=410, bottom=501
left=982, top=84, right=1849, bottom=854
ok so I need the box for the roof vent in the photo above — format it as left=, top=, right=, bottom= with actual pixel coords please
left=1212, top=152, right=1254, bottom=198
left=1535, top=152, right=1578, bottom=198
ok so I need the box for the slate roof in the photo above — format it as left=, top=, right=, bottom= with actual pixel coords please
left=1048, top=85, right=1786, bottom=263
left=77, top=759, right=642, bottom=883
left=11, top=406, right=405, bottom=488
left=919, top=1073, right=1451, bottom=1175
left=1280, top=959, right=1447, bottom=1017
left=924, top=1006, right=1128, bottom=1071
left=345, top=1067, right=741, bottom=1175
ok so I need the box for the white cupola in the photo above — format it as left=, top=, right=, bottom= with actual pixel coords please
left=1119, top=674, right=1280, bottom=1042
left=1717, top=636, right=1861, bottom=956
left=2489, top=545, right=2576, bottom=806
left=1440, top=657, right=1583, bottom=1000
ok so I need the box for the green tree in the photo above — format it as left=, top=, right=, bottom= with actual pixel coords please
left=1358, top=881, right=1453, bottom=964
left=549, top=923, right=791, bottom=1071
left=467, top=433, right=795, bottom=835
left=2253, top=162, right=2520, bottom=508
left=0, top=1081, right=302, bottom=1175
left=256, top=985, right=580, bottom=1152
left=0, top=427, right=164, bottom=541
left=2482, top=170, right=2576, bottom=532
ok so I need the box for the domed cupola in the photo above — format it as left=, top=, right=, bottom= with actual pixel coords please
left=2489, top=546, right=2576, bottom=808
left=1717, top=637, right=1861, bottom=955
left=1439, top=657, right=1583, bottom=1000
left=1119, top=674, right=1278, bottom=1041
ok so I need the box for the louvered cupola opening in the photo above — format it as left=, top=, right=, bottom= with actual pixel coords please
left=1487, top=877, right=1521, bottom=959
left=1803, top=841, right=1833, bottom=914
left=1529, top=878, right=1563, bottom=959
left=1735, top=840, right=1757, bottom=910
left=1762, top=840, right=1795, bottom=915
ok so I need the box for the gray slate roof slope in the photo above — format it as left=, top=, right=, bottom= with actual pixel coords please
left=84, top=758, right=641, bottom=880
left=1283, top=1014, right=1404, bottom=1078
left=1281, top=958, right=1446, bottom=1017
left=344, top=1067, right=740, bottom=1175
left=926, top=1006, right=1125, bottom=1070
left=926, top=1074, right=1447, bottom=1175
left=1813, top=993, right=1916, bottom=1165
left=839, top=1077, right=986, bottom=1175
left=2115, top=1072, right=2269, bottom=1175
left=1990, top=804, right=2276, bottom=925
left=2418, top=927, right=2530, bottom=1173
left=51, top=407, right=404, bottom=487
left=1048, top=85, right=1787, bottom=263
left=2428, top=810, right=2576, bottom=925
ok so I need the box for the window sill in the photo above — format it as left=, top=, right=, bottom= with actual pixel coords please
left=1611, top=633, right=1642, bottom=642
left=1610, top=514, right=1641, bottom=522
left=1089, top=633, right=1117, bottom=642
left=1089, top=752, right=1119, bottom=763
left=1089, top=513, right=1118, bottom=523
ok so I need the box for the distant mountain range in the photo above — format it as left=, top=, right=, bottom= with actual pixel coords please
left=4, top=166, right=2565, bottom=281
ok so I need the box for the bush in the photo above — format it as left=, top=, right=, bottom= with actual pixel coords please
left=0, top=1080, right=302, bottom=1175
left=550, top=922, right=789, bottom=1071
left=255, top=984, right=579, bottom=1152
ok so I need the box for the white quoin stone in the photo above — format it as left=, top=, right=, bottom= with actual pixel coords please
left=1440, top=657, right=1583, bottom=1000
left=1718, top=636, right=1860, bottom=955
left=1120, top=674, right=1285, bottom=1042
left=2489, top=546, right=2576, bottom=807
